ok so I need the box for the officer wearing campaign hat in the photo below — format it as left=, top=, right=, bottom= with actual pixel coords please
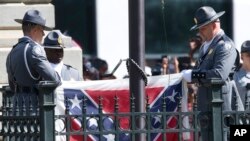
left=233, top=40, right=250, bottom=109
left=15, top=9, right=52, bottom=31
left=6, top=9, right=61, bottom=116
left=43, top=30, right=83, bottom=81
left=181, top=6, right=239, bottom=141
left=190, top=6, right=225, bottom=31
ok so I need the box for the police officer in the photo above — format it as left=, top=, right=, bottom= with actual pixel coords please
left=233, top=41, right=250, bottom=108
left=43, top=30, right=83, bottom=141
left=182, top=6, right=239, bottom=141
left=6, top=9, right=61, bottom=116
left=43, top=30, right=83, bottom=81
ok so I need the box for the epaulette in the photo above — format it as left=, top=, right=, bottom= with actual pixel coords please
left=13, top=39, right=30, bottom=49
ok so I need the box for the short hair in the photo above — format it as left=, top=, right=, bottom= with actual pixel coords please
left=161, top=55, right=168, bottom=60
left=22, top=21, right=37, bottom=34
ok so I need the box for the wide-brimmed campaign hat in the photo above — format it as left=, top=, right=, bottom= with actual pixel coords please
left=241, top=40, right=250, bottom=53
left=190, top=6, right=225, bottom=31
left=43, top=31, right=64, bottom=49
left=14, top=9, right=52, bottom=30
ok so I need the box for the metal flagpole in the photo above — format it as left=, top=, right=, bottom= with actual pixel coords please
left=128, top=0, right=146, bottom=140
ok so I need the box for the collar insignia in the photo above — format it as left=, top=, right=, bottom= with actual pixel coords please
left=58, top=37, right=62, bottom=45
left=208, top=49, right=213, bottom=55
left=194, top=18, right=197, bottom=24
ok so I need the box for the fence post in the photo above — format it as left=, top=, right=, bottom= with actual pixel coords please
left=0, top=85, right=14, bottom=116
left=208, top=78, right=224, bottom=141
left=36, top=81, right=58, bottom=141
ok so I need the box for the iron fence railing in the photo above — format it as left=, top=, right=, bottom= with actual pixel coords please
left=0, top=81, right=57, bottom=141
left=0, top=79, right=249, bottom=141
left=53, top=95, right=200, bottom=141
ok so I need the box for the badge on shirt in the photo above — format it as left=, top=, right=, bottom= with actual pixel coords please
left=33, top=46, right=45, bottom=57
left=208, top=49, right=214, bottom=55
left=225, top=44, right=232, bottom=50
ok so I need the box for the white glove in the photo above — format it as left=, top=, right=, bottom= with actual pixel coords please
left=181, top=69, right=192, bottom=82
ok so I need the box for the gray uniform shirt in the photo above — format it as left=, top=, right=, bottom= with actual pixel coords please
left=192, top=30, right=238, bottom=112
left=61, top=64, right=83, bottom=81
left=6, top=36, right=61, bottom=116
left=6, top=36, right=61, bottom=90
left=233, top=68, right=250, bottom=105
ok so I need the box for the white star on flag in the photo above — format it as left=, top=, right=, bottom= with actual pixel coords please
left=88, top=118, right=98, bottom=127
left=167, top=90, right=178, bottom=102
left=154, top=109, right=162, bottom=125
left=69, top=94, right=82, bottom=109
left=103, top=134, right=115, bottom=141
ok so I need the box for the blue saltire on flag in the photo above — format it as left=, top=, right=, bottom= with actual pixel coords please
left=55, top=74, right=189, bottom=141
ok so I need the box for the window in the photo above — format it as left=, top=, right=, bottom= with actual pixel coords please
left=145, top=0, right=233, bottom=55
left=52, top=0, right=232, bottom=57
left=52, top=0, right=97, bottom=55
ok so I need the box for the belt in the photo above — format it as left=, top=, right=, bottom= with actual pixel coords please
left=16, top=86, right=38, bottom=93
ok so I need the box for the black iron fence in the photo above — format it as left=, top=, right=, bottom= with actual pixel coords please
left=0, top=79, right=249, bottom=141
left=0, top=81, right=57, bottom=141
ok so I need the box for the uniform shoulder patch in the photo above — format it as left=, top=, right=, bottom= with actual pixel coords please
left=224, top=43, right=232, bottom=50
left=32, top=45, right=46, bottom=57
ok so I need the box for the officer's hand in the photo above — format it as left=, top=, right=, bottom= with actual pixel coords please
left=181, top=69, right=192, bottom=82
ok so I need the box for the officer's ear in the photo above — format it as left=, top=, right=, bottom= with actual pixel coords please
left=213, top=21, right=220, bottom=29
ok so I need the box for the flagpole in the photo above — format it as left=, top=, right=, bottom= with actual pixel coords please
left=129, top=0, right=146, bottom=140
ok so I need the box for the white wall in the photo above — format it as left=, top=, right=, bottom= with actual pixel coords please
left=96, top=0, right=129, bottom=78
left=233, top=0, right=250, bottom=52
